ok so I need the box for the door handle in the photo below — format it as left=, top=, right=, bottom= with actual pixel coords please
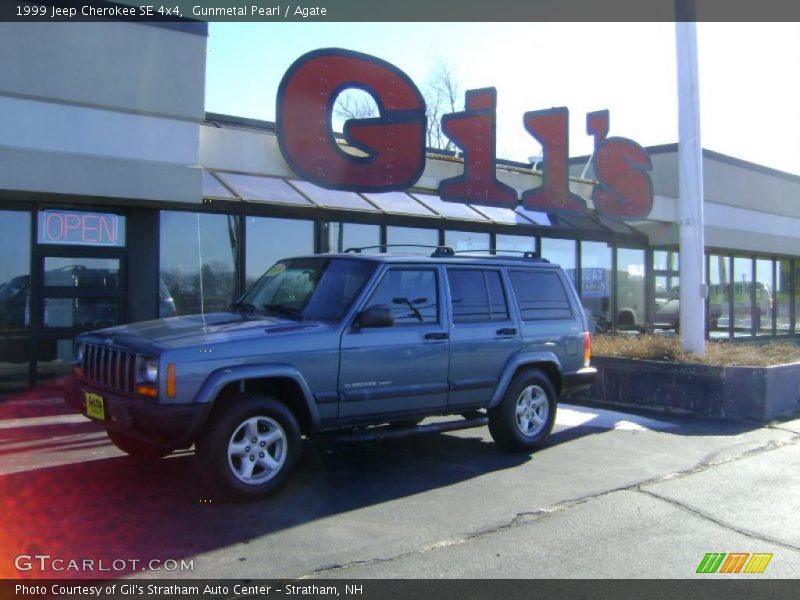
left=496, top=328, right=518, bottom=336
left=424, top=332, right=449, bottom=340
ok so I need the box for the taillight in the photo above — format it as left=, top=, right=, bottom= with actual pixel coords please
left=583, top=332, right=592, bottom=367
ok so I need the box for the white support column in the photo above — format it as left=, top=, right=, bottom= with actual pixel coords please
left=675, top=20, right=706, bottom=354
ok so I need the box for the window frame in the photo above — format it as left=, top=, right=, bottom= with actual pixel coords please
left=508, top=268, right=574, bottom=322
left=446, top=267, right=510, bottom=324
left=360, top=266, right=441, bottom=327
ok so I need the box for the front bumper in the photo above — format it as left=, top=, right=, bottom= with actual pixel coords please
left=65, top=378, right=210, bottom=449
left=562, top=367, right=597, bottom=397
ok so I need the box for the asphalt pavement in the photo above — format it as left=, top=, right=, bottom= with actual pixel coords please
left=0, top=392, right=798, bottom=580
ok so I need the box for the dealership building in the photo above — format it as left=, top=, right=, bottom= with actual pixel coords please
left=0, top=21, right=798, bottom=392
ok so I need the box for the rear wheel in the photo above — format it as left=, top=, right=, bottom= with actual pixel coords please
left=107, top=430, right=172, bottom=460
left=488, top=370, right=557, bottom=452
left=196, top=393, right=301, bottom=501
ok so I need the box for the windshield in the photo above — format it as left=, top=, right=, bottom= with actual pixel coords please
left=236, top=257, right=376, bottom=322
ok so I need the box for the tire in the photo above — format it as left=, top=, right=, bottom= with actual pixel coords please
left=488, top=370, right=557, bottom=452
left=195, top=393, right=301, bottom=501
left=107, top=430, right=172, bottom=460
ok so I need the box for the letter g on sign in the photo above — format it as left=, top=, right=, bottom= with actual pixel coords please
left=276, top=48, right=427, bottom=192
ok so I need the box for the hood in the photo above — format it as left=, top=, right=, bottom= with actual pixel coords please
left=82, top=311, right=332, bottom=350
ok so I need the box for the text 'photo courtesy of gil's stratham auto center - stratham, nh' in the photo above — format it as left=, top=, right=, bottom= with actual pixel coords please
left=0, top=1, right=799, bottom=597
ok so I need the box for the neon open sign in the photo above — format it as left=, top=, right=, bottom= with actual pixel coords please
left=38, top=210, right=125, bottom=247
left=277, top=48, right=653, bottom=219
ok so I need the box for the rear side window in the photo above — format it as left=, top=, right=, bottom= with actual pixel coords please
left=509, top=270, right=573, bottom=320
left=447, top=269, right=510, bottom=323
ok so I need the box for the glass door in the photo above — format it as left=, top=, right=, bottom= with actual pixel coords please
left=0, top=210, right=32, bottom=391
left=33, top=251, right=126, bottom=386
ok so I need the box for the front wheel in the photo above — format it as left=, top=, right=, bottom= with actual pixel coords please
left=107, top=430, right=172, bottom=460
left=195, top=393, right=301, bottom=501
left=488, top=370, right=557, bottom=452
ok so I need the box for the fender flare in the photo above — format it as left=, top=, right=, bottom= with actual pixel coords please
left=194, top=364, right=321, bottom=428
left=488, top=352, right=563, bottom=409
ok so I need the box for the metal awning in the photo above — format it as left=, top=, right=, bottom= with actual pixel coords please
left=203, top=169, right=648, bottom=245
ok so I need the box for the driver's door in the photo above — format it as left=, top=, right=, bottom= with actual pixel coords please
left=338, top=266, right=449, bottom=423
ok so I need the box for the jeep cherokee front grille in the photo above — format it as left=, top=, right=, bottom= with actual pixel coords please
left=81, top=344, right=138, bottom=393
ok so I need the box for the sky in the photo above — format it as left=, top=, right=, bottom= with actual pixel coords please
left=205, top=22, right=800, bottom=176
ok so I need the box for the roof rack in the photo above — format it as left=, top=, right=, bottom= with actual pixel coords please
left=344, top=244, right=455, bottom=258
left=343, top=245, right=550, bottom=262
left=452, top=249, right=549, bottom=262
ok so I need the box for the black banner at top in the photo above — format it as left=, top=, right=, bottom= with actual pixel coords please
left=2, top=0, right=800, bottom=22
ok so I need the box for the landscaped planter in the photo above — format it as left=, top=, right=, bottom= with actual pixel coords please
left=586, top=356, right=800, bottom=421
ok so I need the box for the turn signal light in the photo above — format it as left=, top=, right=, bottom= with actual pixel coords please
left=136, top=384, right=158, bottom=398
left=72, top=367, right=84, bottom=378
left=167, top=363, right=176, bottom=398
left=583, top=332, right=592, bottom=367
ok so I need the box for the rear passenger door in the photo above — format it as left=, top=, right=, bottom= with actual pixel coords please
left=446, top=268, right=522, bottom=409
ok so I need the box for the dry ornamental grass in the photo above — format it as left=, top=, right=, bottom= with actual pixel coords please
left=592, top=334, right=800, bottom=367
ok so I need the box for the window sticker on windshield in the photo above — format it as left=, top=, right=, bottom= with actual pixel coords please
left=266, top=264, right=287, bottom=277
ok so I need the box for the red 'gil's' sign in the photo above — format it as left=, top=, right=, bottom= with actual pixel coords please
left=276, top=48, right=653, bottom=219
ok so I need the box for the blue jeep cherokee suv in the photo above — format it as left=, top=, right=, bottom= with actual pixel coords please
left=66, top=250, right=596, bottom=500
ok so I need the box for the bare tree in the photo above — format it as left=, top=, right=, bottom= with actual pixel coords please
left=332, top=59, right=463, bottom=152
left=333, top=90, right=379, bottom=121
left=424, top=60, right=460, bottom=152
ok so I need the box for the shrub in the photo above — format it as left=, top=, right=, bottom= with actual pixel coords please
left=592, top=334, right=800, bottom=367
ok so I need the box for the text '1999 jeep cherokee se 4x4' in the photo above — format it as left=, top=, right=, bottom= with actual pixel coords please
left=66, top=248, right=596, bottom=500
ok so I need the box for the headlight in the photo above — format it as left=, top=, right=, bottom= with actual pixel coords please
left=138, top=357, right=159, bottom=383
left=74, top=343, right=84, bottom=365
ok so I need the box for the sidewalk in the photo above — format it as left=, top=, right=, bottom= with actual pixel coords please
left=0, top=387, right=75, bottom=419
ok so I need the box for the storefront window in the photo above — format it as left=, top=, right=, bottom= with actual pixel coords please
left=581, top=241, right=613, bottom=333
left=616, top=248, right=645, bottom=329
left=246, top=217, right=314, bottom=287
left=43, top=257, right=121, bottom=289
left=160, top=211, right=240, bottom=316
left=445, top=230, right=490, bottom=254
left=653, top=250, right=679, bottom=272
left=708, top=254, right=732, bottom=339
left=732, top=257, right=754, bottom=337
left=776, top=259, right=792, bottom=334
left=653, top=250, right=679, bottom=331
left=386, top=226, right=439, bottom=253
left=495, top=234, right=535, bottom=256
left=755, top=258, right=774, bottom=336
left=328, top=222, right=380, bottom=254
left=796, top=261, right=800, bottom=334
left=541, top=238, right=576, bottom=287
left=0, top=210, right=31, bottom=391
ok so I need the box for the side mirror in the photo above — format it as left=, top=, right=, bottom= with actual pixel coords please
left=356, top=305, right=394, bottom=329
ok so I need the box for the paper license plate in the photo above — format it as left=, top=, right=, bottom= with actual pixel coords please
left=85, top=392, right=106, bottom=421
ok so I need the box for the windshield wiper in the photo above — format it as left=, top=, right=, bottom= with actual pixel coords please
left=229, top=301, right=257, bottom=313
left=263, top=304, right=303, bottom=320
